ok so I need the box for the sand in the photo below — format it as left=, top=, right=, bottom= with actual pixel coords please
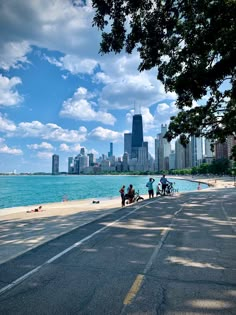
left=0, top=175, right=235, bottom=220
left=0, top=175, right=235, bottom=265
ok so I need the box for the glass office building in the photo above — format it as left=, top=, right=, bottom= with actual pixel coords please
left=131, top=114, right=144, bottom=158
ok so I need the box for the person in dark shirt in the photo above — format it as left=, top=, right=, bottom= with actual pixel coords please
left=127, top=184, right=135, bottom=203
left=119, top=185, right=126, bottom=207
left=160, top=174, right=169, bottom=196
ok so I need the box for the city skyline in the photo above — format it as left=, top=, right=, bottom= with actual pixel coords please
left=0, top=1, right=178, bottom=173
left=59, top=114, right=216, bottom=175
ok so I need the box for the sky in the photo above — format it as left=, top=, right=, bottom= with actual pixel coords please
left=0, top=0, right=178, bottom=173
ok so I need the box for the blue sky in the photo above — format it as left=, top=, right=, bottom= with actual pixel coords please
left=0, top=0, right=178, bottom=173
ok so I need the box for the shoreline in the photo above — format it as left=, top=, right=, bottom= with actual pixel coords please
left=0, top=175, right=235, bottom=217
left=0, top=175, right=235, bottom=265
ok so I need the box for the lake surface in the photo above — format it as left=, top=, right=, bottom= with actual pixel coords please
left=0, top=175, right=208, bottom=209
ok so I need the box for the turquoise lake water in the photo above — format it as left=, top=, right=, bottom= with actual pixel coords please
left=0, top=175, right=208, bottom=209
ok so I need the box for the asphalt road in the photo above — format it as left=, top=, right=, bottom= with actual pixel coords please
left=0, top=188, right=235, bottom=314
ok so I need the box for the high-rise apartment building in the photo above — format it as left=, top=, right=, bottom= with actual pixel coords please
left=124, top=133, right=132, bottom=157
left=215, top=141, right=228, bottom=159
left=79, top=155, right=89, bottom=173
left=191, top=136, right=203, bottom=167
left=87, top=153, right=95, bottom=166
left=175, top=139, right=191, bottom=169
left=169, top=150, right=176, bottom=170
left=74, top=155, right=80, bottom=174
left=80, top=147, right=85, bottom=156
left=108, top=142, right=113, bottom=158
left=52, top=154, right=59, bottom=175
left=122, top=152, right=129, bottom=171
left=155, top=124, right=171, bottom=171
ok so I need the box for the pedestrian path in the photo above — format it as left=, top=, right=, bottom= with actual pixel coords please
left=0, top=176, right=235, bottom=266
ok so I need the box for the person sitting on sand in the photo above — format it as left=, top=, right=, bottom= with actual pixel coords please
left=27, top=206, right=43, bottom=213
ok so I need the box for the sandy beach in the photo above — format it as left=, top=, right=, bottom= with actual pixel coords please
left=1, top=175, right=235, bottom=219
left=0, top=175, right=235, bottom=265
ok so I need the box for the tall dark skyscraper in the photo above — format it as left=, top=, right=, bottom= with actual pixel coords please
left=52, top=154, right=59, bottom=175
left=131, top=114, right=144, bottom=158
left=108, top=142, right=113, bottom=157
left=124, top=133, right=132, bottom=156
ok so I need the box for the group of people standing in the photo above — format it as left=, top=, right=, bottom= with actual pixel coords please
left=119, top=184, right=135, bottom=207
left=146, top=174, right=170, bottom=198
left=119, top=174, right=171, bottom=207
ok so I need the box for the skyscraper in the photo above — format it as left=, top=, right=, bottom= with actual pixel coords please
left=155, top=124, right=171, bottom=171
left=52, top=154, right=59, bottom=175
left=79, top=155, right=89, bottom=173
left=108, top=142, right=113, bottom=158
left=131, top=114, right=143, bottom=159
left=191, top=136, right=203, bottom=166
left=87, top=153, right=95, bottom=166
left=124, top=133, right=132, bottom=156
left=80, top=147, right=85, bottom=156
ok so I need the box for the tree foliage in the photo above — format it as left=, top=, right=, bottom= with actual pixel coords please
left=92, top=0, right=236, bottom=158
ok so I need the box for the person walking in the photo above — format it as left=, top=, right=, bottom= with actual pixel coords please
left=119, top=185, right=126, bottom=207
left=146, top=177, right=155, bottom=198
left=160, top=174, right=169, bottom=196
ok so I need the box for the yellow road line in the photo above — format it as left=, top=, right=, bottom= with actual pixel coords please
left=123, top=274, right=144, bottom=305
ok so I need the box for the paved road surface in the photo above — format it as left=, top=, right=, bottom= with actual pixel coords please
left=0, top=188, right=235, bottom=314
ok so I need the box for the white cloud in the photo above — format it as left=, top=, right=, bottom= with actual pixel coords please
left=0, top=1, right=177, bottom=115
left=96, top=54, right=177, bottom=110
left=27, top=142, right=54, bottom=150
left=45, top=54, right=98, bottom=75
left=93, top=72, right=112, bottom=84
left=154, top=102, right=179, bottom=129
left=59, top=143, right=98, bottom=156
left=89, top=127, right=123, bottom=142
left=37, top=151, right=54, bottom=159
left=0, top=114, right=16, bottom=131
left=0, top=0, right=99, bottom=64
left=0, top=41, right=31, bottom=70
left=7, top=120, right=87, bottom=143
left=59, top=143, right=70, bottom=152
left=141, top=107, right=155, bottom=132
left=60, top=87, right=116, bottom=125
left=59, top=143, right=82, bottom=152
left=0, top=75, right=23, bottom=106
left=0, top=144, right=23, bottom=155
